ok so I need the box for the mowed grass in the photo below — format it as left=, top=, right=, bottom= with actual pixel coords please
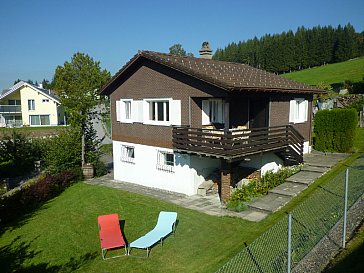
left=1, top=128, right=363, bottom=273
left=0, top=183, right=275, bottom=273
left=282, top=57, right=364, bottom=86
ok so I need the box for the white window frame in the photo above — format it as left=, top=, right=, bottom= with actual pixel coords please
left=28, top=99, right=35, bottom=111
left=120, top=99, right=133, bottom=123
left=121, top=145, right=135, bottom=164
left=29, top=115, right=50, bottom=126
left=202, top=99, right=224, bottom=125
left=156, top=150, right=174, bottom=173
left=144, top=98, right=172, bottom=126
left=289, top=98, right=308, bottom=124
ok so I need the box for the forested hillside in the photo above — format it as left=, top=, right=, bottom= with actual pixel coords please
left=213, top=24, right=364, bottom=74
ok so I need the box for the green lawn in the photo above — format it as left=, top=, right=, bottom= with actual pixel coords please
left=0, top=183, right=275, bottom=273
left=282, top=57, right=364, bottom=86
left=1, top=128, right=363, bottom=273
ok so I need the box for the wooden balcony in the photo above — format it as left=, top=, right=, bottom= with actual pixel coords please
left=172, top=125, right=304, bottom=163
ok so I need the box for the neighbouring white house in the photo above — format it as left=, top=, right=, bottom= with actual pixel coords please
left=99, top=44, right=324, bottom=201
left=0, top=81, right=66, bottom=127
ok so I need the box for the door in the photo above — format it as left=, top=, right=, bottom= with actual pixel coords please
left=249, top=99, right=269, bottom=128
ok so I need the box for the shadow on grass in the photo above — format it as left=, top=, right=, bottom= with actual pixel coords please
left=0, top=200, right=52, bottom=238
left=0, top=235, right=97, bottom=273
left=323, top=241, right=364, bottom=273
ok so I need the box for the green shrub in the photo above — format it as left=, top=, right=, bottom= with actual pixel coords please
left=314, top=108, right=358, bottom=152
left=226, top=199, right=247, bottom=212
left=0, top=130, right=44, bottom=178
left=226, top=166, right=301, bottom=210
left=43, top=128, right=82, bottom=174
left=0, top=160, right=14, bottom=178
left=0, top=170, right=78, bottom=224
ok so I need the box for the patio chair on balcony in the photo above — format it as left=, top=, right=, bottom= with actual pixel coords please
left=98, top=213, right=127, bottom=260
left=128, top=211, right=177, bottom=257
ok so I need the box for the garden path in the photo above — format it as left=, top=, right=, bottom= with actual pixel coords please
left=86, top=151, right=347, bottom=222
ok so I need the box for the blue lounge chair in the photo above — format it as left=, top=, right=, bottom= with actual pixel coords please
left=128, top=211, right=177, bottom=257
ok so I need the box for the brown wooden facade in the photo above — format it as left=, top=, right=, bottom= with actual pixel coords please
left=101, top=51, right=321, bottom=201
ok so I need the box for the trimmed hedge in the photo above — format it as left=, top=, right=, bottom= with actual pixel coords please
left=0, top=170, right=78, bottom=224
left=314, top=108, right=358, bottom=152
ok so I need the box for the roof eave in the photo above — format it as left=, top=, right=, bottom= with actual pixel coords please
left=229, top=86, right=326, bottom=94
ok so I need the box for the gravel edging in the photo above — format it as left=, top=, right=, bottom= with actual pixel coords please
left=293, top=194, right=364, bottom=273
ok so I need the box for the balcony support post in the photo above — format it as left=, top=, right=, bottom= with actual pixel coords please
left=220, top=160, right=232, bottom=203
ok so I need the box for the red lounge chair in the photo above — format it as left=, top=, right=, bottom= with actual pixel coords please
left=98, top=214, right=127, bottom=260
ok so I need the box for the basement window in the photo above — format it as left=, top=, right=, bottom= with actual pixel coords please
left=156, top=151, right=174, bottom=173
left=121, top=145, right=135, bottom=164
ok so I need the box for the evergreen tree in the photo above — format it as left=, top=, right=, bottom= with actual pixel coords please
left=213, top=23, right=363, bottom=73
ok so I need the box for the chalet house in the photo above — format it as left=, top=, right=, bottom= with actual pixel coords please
left=0, top=81, right=65, bottom=127
left=100, top=46, right=323, bottom=201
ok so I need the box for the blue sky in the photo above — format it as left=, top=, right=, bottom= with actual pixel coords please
left=0, top=0, right=363, bottom=90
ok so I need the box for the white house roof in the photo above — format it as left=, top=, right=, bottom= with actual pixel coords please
left=0, top=81, right=60, bottom=104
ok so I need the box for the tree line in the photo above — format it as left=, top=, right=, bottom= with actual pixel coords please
left=213, top=23, right=364, bottom=74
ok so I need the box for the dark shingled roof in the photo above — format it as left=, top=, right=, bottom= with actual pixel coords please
left=100, top=50, right=324, bottom=95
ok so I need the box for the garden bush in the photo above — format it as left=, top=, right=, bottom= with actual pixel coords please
left=0, top=170, right=78, bottom=224
left=0, top=130, right=44, bottom=178
left=314, top=108, right=358, bottom=152
left=226, top=166, right=300, bottom=211
left=42, top=128, right=82, bottom=174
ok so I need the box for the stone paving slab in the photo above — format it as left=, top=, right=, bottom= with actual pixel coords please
left=248, top=194, right=292, bottom=213
left=232, top=210, right=269, bottom=222
left=269, top=182, right=308, bottom=197
left=303, top=153, right=347, bottom=168
left=301, top=165, right=330, bottom=173
left=85, top=151, right=348, bottom=222
left=286, top=170, right=323, bottom=185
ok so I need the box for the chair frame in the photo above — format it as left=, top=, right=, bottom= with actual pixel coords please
left=98, top=214, right=127, bottom=260
left=128, top=212, right=177, bottom=257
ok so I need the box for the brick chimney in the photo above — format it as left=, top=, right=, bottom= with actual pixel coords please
left=199, top=41, right=213, bottom=59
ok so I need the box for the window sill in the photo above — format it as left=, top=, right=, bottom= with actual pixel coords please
left=144, top=120, right=171, bottom=126
left=121, top=158, right=135, bottom=164
left=120, top=119, right=133, bottom=124
left=156, top=164, right=174, bottom=173
left=292, top=120, right=306, bottom=124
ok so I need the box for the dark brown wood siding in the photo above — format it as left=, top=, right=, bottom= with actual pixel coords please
left=110, top=60, right=227, bottom=149
left=110, top=59, right=313, bottom=148
left=270, top=93, right=313, bottom=141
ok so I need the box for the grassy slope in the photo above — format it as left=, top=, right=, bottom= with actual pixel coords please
left=282, top=57, right=364, bottom=86
left=321, top=128, right=364, bottom=272
left=1, top=128, right=363, bottom=273
left=323, top=224, right=364, bottom=273
left=0, top=183, right=275, bottom=273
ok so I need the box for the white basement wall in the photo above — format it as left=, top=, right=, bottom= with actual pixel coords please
left=113, top=141, right=220, bottom=196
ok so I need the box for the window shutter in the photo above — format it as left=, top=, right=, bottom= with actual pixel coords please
left=116, top=100, right=121, bottom=122
left=303, top=100, right=308, bottom=122
left=289, top=100, right=295, bottom=123
left=132, top=100, right=144, bottom=123
left=120, top=100, right=126, bottom=121
left=170, top=100, right=181, bottom=126
left=219, top=100, right=225, bottom=123
left=202, top=100, right=210, bottom=125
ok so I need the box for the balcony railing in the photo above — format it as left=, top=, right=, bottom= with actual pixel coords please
left=172, top=125, right=304, bottom=162
left=0, top=105, right=21, bottom=113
